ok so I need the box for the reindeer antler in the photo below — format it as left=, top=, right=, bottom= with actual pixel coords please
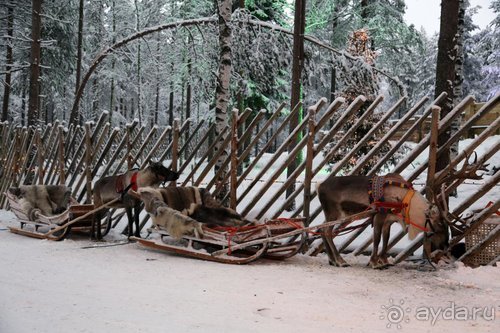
left=435, top=152, right=487, bottom=186
left=430, top=151, right=487, bottom=231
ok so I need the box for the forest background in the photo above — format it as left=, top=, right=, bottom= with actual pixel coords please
left=0, top=0, right=498, bottom=128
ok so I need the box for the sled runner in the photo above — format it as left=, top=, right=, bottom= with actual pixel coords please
left=131, top=217, right=306, bottom=264
left=5, top=186, right=112, bottom=241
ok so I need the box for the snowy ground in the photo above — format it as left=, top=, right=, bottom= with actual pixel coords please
left=1, top=209, right=499, bottom=333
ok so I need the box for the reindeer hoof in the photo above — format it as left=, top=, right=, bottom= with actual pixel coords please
left=378, top=258, right=393, bottom=268
left=329, top=259, right=350, bottom=267
left=369, top=260, right=384, bottom=269
left=370, top=260, right=391, bottom=269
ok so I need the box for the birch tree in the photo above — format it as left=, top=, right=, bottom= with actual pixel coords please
left=214, top=0, right=232, bottom=197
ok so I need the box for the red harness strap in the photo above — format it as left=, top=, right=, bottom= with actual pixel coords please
left=130, top=172, right=138, bottom=191
left=210, top=224, right=267, bottom=255
left=115, top=172, right=138, bottom=193
left=371, top=201, right=406, bottom=213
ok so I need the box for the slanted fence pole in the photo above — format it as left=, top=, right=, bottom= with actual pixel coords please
left=36, top=129, right=44, bottom=184
left=84, top=124, right=93, bottom=204
left=171, top=118, right=180, bottom=185
left=426, top=106, right=441, bottom=195
left=303, top=106, right=316, bottom=226
left=58, top=125, right=66, bottom=184
left=230, top=109, right=239, bottom=209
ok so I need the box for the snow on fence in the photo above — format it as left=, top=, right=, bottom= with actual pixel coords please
left=0, top=92, right=498, bottom=265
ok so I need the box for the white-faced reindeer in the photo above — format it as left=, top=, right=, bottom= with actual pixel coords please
left=317, top=156, right=484, bottom=268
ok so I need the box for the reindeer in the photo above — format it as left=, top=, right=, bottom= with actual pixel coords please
left=317, top=156, right=484, bottom=268
left=138, top=186, right=246, bottom=238
left=93, top=162, right=180, bottom=240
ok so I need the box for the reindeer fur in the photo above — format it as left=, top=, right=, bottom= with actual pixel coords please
left=139, top=186, right=245, bottom=239
left=9, top=185, right=71, bottom=219
left=93, top=162, right=179, bottom=240
left=317, top=174, right=448, bottom=269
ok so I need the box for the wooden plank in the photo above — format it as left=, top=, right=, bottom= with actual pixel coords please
left=425, top=106, right=440, bottom=194
left=230, top=109, right=238, bottom=209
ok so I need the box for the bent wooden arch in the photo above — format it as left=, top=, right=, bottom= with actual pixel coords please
left=70, top=16, right=404, bottom=125
left=70, top=17, right=218, bottom=125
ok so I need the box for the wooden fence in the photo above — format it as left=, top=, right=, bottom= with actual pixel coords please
left=0, top=92, right=498, bottom=265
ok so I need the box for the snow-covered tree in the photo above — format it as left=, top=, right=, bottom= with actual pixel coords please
left=463, top=1, right=500, bottom=101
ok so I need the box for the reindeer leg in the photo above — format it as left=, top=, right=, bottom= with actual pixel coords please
left=125, top=207, right=133, bottom=239
left=379, top=221, right=393, bottom=267
left=321, top=226, right=349, bottom=267
left=96, top=215, right=102, bottom=240
left=370, top=214, right=385, bottom=269
left=90, top=214, right=97, bottom=240
left=133, top=205, right=141, bottom=238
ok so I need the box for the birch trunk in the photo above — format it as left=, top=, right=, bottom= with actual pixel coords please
left=109, top=0, right=116, bottom=124
left=134, top=0, right=142, bottom=126
left=214, top=0, right=232, bottom=198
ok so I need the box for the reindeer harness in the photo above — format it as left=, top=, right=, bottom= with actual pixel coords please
left=116, top=172, right=139, bottom=193
left=368, top=175, right=429, bottom=232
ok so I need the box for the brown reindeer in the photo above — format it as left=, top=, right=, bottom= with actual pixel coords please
left=93, top=162, right=180, bottom=240
left=138, top=186, right=246, bottom=238
left=317, top=173, right=449, bottom=269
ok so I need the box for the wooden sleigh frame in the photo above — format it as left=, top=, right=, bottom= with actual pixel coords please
left=5, top=190, right=112, bottom=241
left=132, top=210, right=377, bottom=264
left=131, top=217, right=307, bottom=264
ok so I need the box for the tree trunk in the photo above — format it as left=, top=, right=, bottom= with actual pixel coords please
left=286, top=0, right=306, bottom=210
left=185, top=56, right=192, bottom=141
left=134, top=0, right=142, bottom=126
left=1, top=5, right=14, bottom=122
left=109, top=0, right=116, bottom=124
left=154, top=32, right=160, bottom=127
left=92, top=78, right=99, bottom=118
left=214, top=0, right=233, bottom=198
left=169, top=61, right=174, bottom=136
left=360, top=0, right=370, bottom=20
left=73, top=0, right=84, bottom=124
left=434, top=0, right=460, bottom=173
left=91, top=1, right=103, bottom=119
left=28, top=0, right=42, bottom=126
left=450, top=0, right=465, bottom=162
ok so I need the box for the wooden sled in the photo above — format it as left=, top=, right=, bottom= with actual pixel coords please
left=5, top=190, right=111, bottom=241
left=132, top=218, right=306, bottom=264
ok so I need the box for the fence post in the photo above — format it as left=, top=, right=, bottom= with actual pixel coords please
left=126, top=124, right=133, bottom=170
left=171, top=118, right=179, bottom=187
left=36, top=129, right=44, bottom=184
left=230, top=109, right=239, bottom=209
left=426, top=106, right=441, bottom=196
left=303, top=107, right=316, bottom=226
left=84, top=124, right=93, bottom=204
left=58, top=125, right=66, bottom=185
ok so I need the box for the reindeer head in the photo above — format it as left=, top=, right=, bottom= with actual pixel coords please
left=424, top=203, right=450, bottom=251
left=426, top=151, right=487, bottom=253
left=149, top=161, right=180, bottom=183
